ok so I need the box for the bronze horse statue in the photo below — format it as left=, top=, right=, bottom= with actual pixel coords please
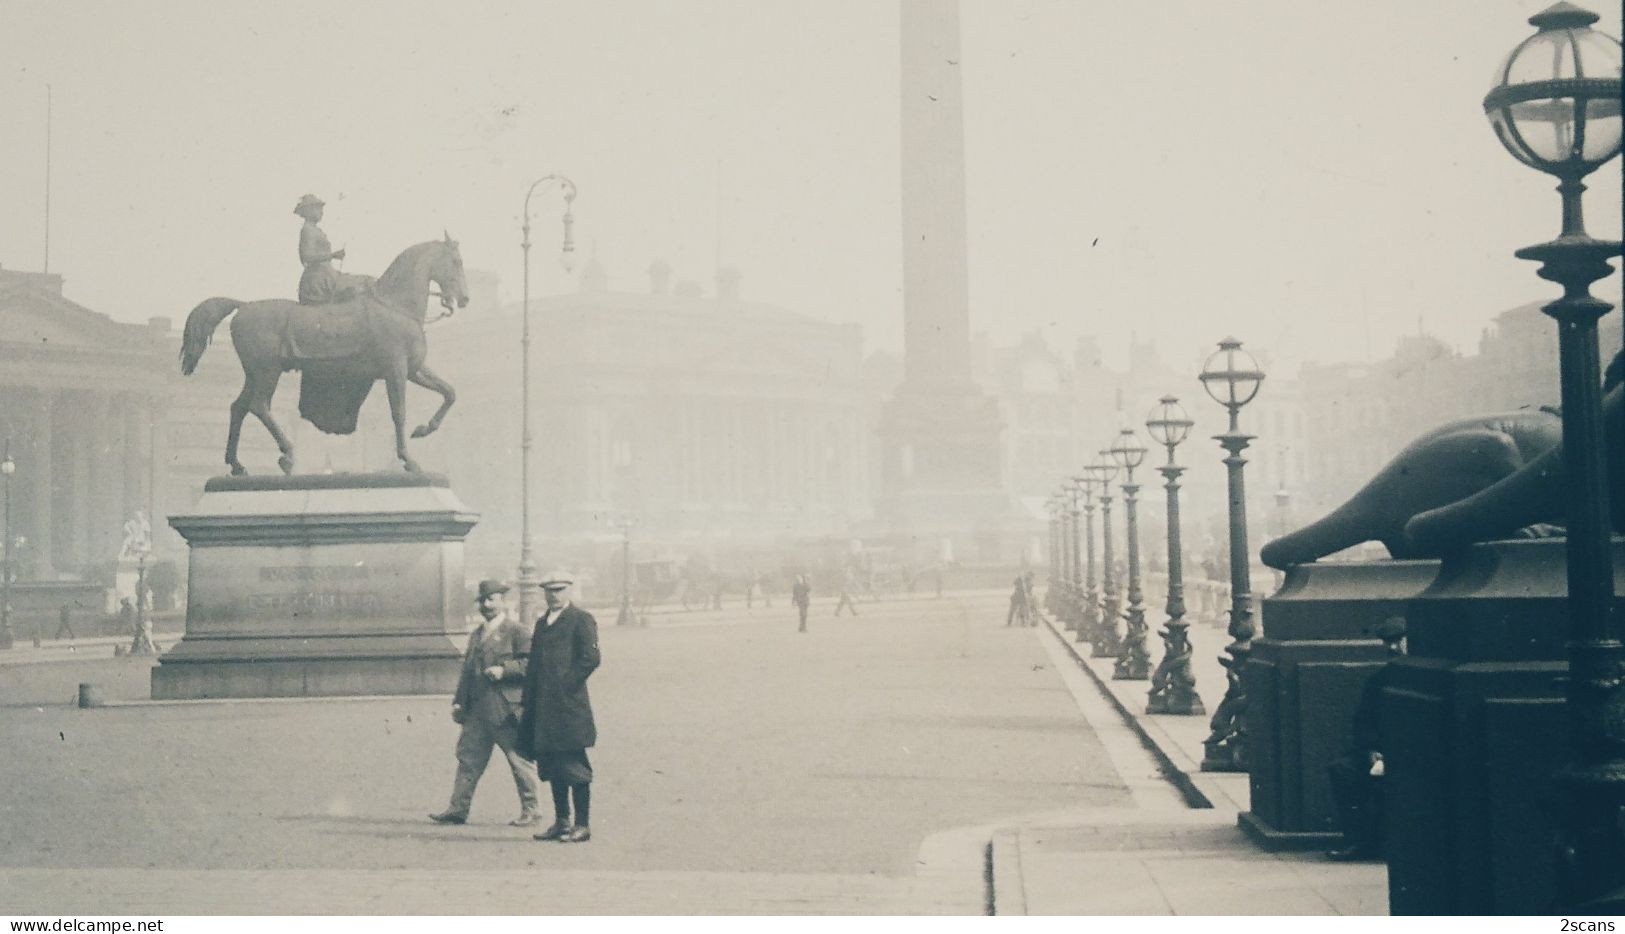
left=178, top=236, right=470, bottom=475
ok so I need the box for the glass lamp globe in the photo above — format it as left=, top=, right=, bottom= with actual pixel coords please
left=1146, top=395, right=1194, bottom=448
left=1200, top=337, right=1265, bottom=410
left=1109, top=428, right=1148, bottom=471
left=1484, top=3, right=1623, bottom=177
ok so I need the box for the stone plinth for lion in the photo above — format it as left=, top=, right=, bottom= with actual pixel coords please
left=153, top=472, right=477, bottom=700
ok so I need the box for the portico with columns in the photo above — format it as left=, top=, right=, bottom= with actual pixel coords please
left=0, top=269, right=170, bottom=579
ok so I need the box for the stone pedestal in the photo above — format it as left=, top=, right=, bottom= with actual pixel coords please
left=154, top=473, right=478, bottom=700
left=1239, top=559, right=1440, bottom=851
left=875, top=385, right=1022, bottom=562
left=1384, top=537, right=1625, bottom=916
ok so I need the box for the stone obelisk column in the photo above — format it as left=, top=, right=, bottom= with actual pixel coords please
left=881, top=0, right=1010, bottom=554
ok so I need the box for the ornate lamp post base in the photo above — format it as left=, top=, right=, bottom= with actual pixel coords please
left=1147, top=621, right=1205, bottom=715
left=1112, top=607, right=1151, bottom=680
left=1092, top=598, right=1123, bottom=658
left=1076, top=590, right=1099, bottom=646
left=1200, top=625, right=1252, bottom=772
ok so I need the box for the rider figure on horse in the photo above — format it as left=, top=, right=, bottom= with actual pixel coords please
left=294, top=194, right=370, bottom=305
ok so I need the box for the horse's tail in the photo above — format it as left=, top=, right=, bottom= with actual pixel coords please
left=179, top=297, right=242, bottom=375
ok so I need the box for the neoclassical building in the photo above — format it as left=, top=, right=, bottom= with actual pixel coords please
left=0, top=266, right=288, bottom=579
left=407, top=259, right=872, bottom=570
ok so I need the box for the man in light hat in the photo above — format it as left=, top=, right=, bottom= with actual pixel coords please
left=429, top=579, right=544, bottom=826
left=517, top=571, right=601, bottom=843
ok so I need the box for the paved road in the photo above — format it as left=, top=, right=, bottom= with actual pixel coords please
left=0, top=593, right=1132, bottom=913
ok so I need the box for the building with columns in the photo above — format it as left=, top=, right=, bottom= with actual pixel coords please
left=411, top=259, right=872, bottom=572
left=1, top=268, right=170, bottom=578
left=0, top=266, right=287, bottom=581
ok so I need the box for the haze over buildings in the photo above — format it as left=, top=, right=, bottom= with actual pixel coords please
left=1, top=0, right=1618, bottom=378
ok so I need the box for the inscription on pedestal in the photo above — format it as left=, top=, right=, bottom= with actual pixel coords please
left=154, top=473, right=477, bottom=699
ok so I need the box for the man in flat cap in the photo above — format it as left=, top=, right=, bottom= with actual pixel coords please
left=429, top=579, right=544, bottom=826
left=518, top=571, right=601, bottom=843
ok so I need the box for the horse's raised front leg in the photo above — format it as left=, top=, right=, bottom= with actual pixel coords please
left=385, top=366, right=419, bottom=473
left=225, top=386, right=252, bottom=476
left=408, top=363, right=456, bottom=439
left=246, top=368, right=295, bottom=475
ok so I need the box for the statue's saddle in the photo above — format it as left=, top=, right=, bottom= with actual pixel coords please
left=282, top=299, right=376, bottom=363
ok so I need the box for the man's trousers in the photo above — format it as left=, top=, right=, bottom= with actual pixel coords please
left=445, top=713, right=542, bottom=818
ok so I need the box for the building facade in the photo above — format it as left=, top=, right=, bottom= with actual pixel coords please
left=413, top=260, right=871, bottom=572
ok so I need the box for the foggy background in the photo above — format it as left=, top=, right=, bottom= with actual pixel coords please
left=3, top=0, right=1619, bottom=379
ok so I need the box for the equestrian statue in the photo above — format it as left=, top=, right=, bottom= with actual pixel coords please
left=178, top=216, right=470, bottom=476
left=1261, top=352, right=1623, bottom=568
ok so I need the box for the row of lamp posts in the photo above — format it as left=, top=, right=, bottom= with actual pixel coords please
left=1044, top=336, right=1265, bottom=774
left=1041, top=3, right=1622, bottom=903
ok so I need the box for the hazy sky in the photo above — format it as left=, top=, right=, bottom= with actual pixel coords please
left=2, top=0, right=1620, bottom=376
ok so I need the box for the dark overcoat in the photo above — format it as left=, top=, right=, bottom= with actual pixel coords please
left=517, top=605, right=601, bottom=757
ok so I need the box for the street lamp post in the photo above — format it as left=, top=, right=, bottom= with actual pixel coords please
left=613, top=516, right=638, bottom=628
left=1093, top=452, right=1123, bottom=659
left=1046, top=494, right=1062, bottom=616
left=1075, top=472, right=1101, bottom=647
left=1110, top=428, right=1151, bottom=681
left=1145, top=396, right=1204, bottom=715
left=1483, top=4, right=1623, bottom=909
left=1198, top=337, right=1265, bottom=772
left=1069, top=481, right=1084, bottom=632
left=1049, top=488, right=1068, bottom=627
left=1053, top=493, right=1066, bottom=617
left=518, top=174, right=577, bottom=625
left=1, top=441, right=14, bottom=651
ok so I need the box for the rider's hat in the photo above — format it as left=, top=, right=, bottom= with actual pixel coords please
left=293, top=194, right=326, bottom=216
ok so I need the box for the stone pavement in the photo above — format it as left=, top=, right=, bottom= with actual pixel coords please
left=983, top=599, right=1388, bottom=915
left=0, top=587, right=1388, bottom=915
left=0, top=592, right=1109, bottom=915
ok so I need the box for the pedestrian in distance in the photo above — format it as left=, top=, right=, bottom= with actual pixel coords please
left=518, top=571, right=601, bottom=844
left=429, top=580, right=544, bottom=827
left=54, top=605, right=76, bottom=644
left=792, top=574, right=812, bottom=632
left=833, top=568, right=859, bottom=617
left=1023, top=571, right=1037, bottom=627
left=1006, top=574, right=1030, bottom=627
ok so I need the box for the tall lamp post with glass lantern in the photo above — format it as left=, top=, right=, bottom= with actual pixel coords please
left=1145, top=396, right=1203, bottom=715
left=1059, top=483, right=1079, bottom=626
left=1066, top=481, right=1084, bottom=632
left=1110, top=428, right=1151, bottom=680
left=1074, top=473, right=1100, bottom=648
left=1, top=442, right=14, bottom=651
left=1092, top=452, right=1123, bottom=659
left=1045, top=493, right=1061, bottom=615
left=1483, top=3, right=1623, bottom=909
left=518, top=175, right=577, bottom=625
left=1044, top=494, right=1058, bottom=613
left=1198, top=337, right=1264, bottom=772
left=1047, top=487, right=1066, bottom=625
